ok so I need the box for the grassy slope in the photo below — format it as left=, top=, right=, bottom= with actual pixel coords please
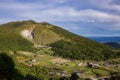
left=0, top=33, right=35, bottom=51
left=33, top=23, right=62, bottom=45
left=0, top=20, right=117, bottom=60
left=0, top=20, right=36, bottom=52
left=48, top=24, right=116, bottom=60
left=0, top=20, right=120, bottom=79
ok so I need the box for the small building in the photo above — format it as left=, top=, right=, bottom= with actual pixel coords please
left=87, top=62, right=100, bottom=68
left=103, top=63, right=110, bottom=66
left=87, top=62, right=95, bottom=68
left=57, top=71, right=69, bottom=77
left=49, top=71, right=55, bottom=76
left=76, top=63, right=83, bottom=66
left=32, top=59, right=36, bottom=63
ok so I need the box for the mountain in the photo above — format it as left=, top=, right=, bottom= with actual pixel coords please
left=0, top=20, right=119, bottom=60
left=88, top=36, right=120, bottom=43
left=104, top=42, right=120, bottom=48
left=0, top=20, right=120, bottom=80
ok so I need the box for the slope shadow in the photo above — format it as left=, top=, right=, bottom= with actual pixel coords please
left=0, top=53, right=23, bottom=80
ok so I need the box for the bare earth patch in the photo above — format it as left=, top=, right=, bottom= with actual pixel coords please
left=50, top=57, right=70, bottom=64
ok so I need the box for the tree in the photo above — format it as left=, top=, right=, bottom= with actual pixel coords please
left=70, top=72, right=79, bottom=80
left=0, top=53, right=23, bottom=80
left=24, top=74, right=38, bottom=80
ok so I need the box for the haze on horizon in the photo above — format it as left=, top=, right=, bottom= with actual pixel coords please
left=0, top=0, right=120, bottom=37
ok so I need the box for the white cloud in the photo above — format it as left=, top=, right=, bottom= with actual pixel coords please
left=109, top=4, right=120, bottom=12
left=0, top=0, right=120, bottom=31
left=18, top=7, right=120, bottom=23
left=90, top=0, right=120, bottom=12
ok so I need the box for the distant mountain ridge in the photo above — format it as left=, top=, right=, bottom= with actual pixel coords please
left=88, top=36, right=120, bottom=43
left=104, top=42, right=120, bottom=48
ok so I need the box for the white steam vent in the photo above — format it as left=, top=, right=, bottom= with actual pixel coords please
left=21, top=26, right=35, bottom=40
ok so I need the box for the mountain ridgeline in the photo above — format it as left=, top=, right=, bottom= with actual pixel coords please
left=104, top=42, right=120, bottom=49
left=0, top=20, right=120, bottom=60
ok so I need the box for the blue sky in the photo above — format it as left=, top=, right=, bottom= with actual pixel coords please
left=0, top=0, right=120, bottom=36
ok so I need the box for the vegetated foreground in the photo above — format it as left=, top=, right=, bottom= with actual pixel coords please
left=0, top=20, right=120, bottom=80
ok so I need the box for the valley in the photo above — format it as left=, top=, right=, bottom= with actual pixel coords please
left=4, top=48, right=120, bottom=80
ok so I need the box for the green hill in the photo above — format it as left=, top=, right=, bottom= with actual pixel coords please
left=0, top=20, right=119, bottom=60
left=0, top=20, right=120, bottom=80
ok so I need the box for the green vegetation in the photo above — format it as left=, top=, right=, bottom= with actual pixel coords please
left=0, top=51, right=120, bottom=80
left=0, top=33, right=35, bottom=52
left=33, top=23, right=62, bottom=45
left=0, top=20, right=37, bottom=52
left=0, top=20, right=120, bottom=80
left=0, top=53, right=23, bottom=80
left=49, top=25, right=120, bottom=60
left=50, top=40, right=119, bottom=60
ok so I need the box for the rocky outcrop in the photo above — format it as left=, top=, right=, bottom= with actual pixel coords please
left=21, top=26, right=36, bottom=40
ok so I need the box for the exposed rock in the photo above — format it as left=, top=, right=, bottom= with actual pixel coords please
left=21, top=26, right=36, bottom=40
left=76, top=63, right=83, bottom=66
